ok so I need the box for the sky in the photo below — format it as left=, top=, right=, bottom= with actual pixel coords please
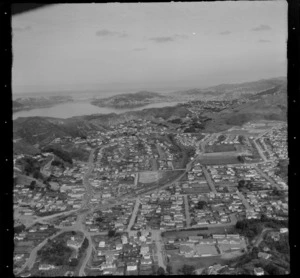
left=12, top=1, right=287, bottom=94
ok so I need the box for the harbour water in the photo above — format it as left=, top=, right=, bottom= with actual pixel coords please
left=13, top=100, right=182, bottom=120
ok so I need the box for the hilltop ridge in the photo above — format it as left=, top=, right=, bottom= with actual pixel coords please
left=91, top=90, right=165, bottom=108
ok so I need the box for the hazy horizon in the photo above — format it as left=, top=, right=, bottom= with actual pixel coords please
left=12, top=2, right=287, bottom=95
left=13, top=75, right=286, bottom=98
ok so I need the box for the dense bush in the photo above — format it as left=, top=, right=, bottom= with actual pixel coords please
left=20, top=156, right=42, bottom=177
left=178, top=264, right=195, bottom=275
left=14, top=224, right=26, bottom=234
left=43, top=147, right=73, bottom=164
left=51, top=159, right=65, bottom=168
left=38, top=239, right=73, bottom=266
left=195, top=200, right=207, bottom=210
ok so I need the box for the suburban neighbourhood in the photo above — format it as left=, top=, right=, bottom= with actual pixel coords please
left=13, top=118, right=289, bottom=276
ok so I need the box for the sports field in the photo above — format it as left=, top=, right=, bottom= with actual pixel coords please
left=139, top=171, right=162, bottom=183
left=198, top=154, right=241, bottom=165
left=205, top=144, right=237, bottom=153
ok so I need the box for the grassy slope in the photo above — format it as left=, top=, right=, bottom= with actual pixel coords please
left=203, top=86, right=287, bottom=133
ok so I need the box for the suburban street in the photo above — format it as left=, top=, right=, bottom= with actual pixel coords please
left=236, top=190, right=251, bottom=210
left=15, top=123, right=287, bottom=276
left=202, top=166, right=217, bottom=193
left=253, top=165, right=280, bottom=190
left=184, top=194, right=191, bottom=227
left=126, top=198, right=140, bottom=236
left=253, top=228, right=273, bottom=248
left=253, top=139, right=267, bottom=162
left=151, top=230, right=166, bottom=271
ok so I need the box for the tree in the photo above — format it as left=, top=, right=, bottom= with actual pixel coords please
left=236, top=220, right=248, bottom=230
left=29, top=180, right=36, bottom=190
left=260, top=214, right=268, bottom=222
left=196, top=200, right=207, bottom=210
left=157, top=267, right=166, bottom=275
left=237, top=156, right=244, bottom=163
left=69, top=258, right=78, bottom=267
left=33, top=170, right=41, bottom=179
left=166, top=265, right=172, bottom=275
left=252, top=246, right=259, bottom=256
left=108, top=230, right=116, bottom=238
left=180, top=264, right=195, bottom=275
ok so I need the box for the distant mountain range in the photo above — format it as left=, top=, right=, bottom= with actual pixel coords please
left=174, top=77, right=286, bottom=100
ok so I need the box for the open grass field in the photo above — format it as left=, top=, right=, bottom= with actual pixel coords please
left=139, top=171, right=162, bottom=183
left=198, top=154, right=241, bottom=165
left=205, top=144, right=237, bottom=153
left=166, top=250, right=225, bottom=274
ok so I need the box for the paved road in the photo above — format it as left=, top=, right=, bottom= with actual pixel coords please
left=151, top=230, right=166, bottom=271
left=16, top=229, right=65, bottom=274
left=81, top=149, right=96, bottom=210
left=253, top=165, right=280, bottom=190
left=183, top=195, right=191, bottom=227
left=40, top=155, right=54, bottom=177
left=126, top=198, right=140, bottom=234
left=202, top=166, right=217, bottom=193
left=253, top=139, right=267, bottom=162
left=236, top=190, right=251, bottom=210
left=253, top=228, right=273, bottom=248
left=78, top=233, right=93, bottom=277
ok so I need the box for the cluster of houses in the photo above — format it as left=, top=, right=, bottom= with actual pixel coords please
left=207, top=165, right=272, bottom=191
left=178, top=234, right=246, bottom=257
left=90, top=231, right=155, bottom=276
left=165, top=180, right=210, bottom=196
left=175, top=133, right=198, bottom=148
left=258, top=162, right=288, bottom=190
left=85, top=202, right=135, bottom=233
left=133, top=191, right=186, bottom=231
left=14, top=155, right=89, bottom=216
left=164, top=163, right=210, bottom=194
left=51, top=135, right=92, bottom=152
left=208, top=134, right=240, bottom=146
left=186, top=100, right=236, bottom=115
left=156, top=141, right=174, bottom=170
left=52, top=215, right=77, bottom=227
left=14, top=223, right=58, bottom=271
left=93, top=133, right=175, bottom=176
left=14, top=184, right=72, bottom=216
left=244, top=190, right=288, bottom=220
left=264, top=124, right=287, bottom=160
left=188, top=192, right=245, bottom=226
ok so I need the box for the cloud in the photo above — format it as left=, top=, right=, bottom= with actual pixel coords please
left=259, top=39, right=271, bottom=43
left=96, top=29, right=128, bottom=38
left=174, top=34, right=189, bottom=39
left=219, top=31, right=231, bottom=35
left=252, top=24, right=271, bottom=31
left=150, top=36, right=174, bottom=43
left=149, top=34, right=188, bottom=43
left=133, top=48, right=147, bottom=51
left=13, top=26, right=31, bottom=32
